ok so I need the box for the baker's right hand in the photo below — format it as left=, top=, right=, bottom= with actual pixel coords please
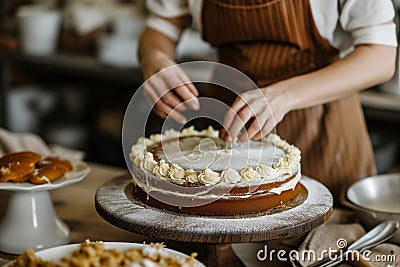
left=141, top=54, right=200, bottom=124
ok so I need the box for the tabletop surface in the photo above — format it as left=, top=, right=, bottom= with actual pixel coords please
left=0, top=163, right=157, bottom=261
left=1, top=163, right=398, bottom=267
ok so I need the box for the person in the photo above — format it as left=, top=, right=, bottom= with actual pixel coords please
left=137, top=0, right=397, bottom=199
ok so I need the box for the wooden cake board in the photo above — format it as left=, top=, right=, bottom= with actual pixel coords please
left=95, top=174, right=333, bottom=266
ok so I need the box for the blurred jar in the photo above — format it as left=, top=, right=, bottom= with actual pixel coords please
left=16, top=5, right=62, bottom=56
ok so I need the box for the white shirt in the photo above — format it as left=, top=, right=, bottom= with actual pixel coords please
left=145, top=0, right=397, bottom=54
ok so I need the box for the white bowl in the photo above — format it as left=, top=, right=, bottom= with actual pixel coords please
left=3, top=242, right=205, bottom=267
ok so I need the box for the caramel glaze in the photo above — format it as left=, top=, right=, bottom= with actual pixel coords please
left=133, top=183, right=301, bottom=216
left=0, top=151, right=41, bottom=183
left=28, top=156, right=73, bottom=185
left=38, top=156, right=73, bottom=172
left=28, top=167, right=65, bottom=185
left=0, top=152, right=73, bottom=184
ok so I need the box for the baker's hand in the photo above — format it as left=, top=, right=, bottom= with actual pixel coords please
left=141, top=54, right=199, bottom=124
left=220, top=88, right=289, bottom=142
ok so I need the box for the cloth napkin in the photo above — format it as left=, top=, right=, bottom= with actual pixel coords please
left=292, top=209, right=400, bottom=267
left=0, top=128, right=84, bottom=160
left=232, top=209, right=400, bottom=267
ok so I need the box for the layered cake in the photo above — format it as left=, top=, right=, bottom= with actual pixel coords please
left=130, top=126, right=301, bottom=216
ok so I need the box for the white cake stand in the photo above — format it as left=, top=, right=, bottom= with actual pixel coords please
left=0, top=161, right=90, bottom=254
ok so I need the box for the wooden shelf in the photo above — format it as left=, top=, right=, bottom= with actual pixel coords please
left=0, top=51, right=143, bottom=86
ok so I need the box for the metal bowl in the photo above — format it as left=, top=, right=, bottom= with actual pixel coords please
left=342, top=173, right=400, bottom=244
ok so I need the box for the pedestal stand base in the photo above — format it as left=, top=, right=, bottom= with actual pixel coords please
left=200, top=244, right=245, bottom=267
left=0, top=190, right=69, bottom=254
left=167, top=242, right=245, bottom=267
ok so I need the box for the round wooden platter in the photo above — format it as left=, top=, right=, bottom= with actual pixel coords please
left=95, top=174, right=333, bottom=266
left=95, top=174, right=333, bottom=243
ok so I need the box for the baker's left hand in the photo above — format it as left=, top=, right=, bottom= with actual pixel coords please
left=220, top=88, right=289, bottom=143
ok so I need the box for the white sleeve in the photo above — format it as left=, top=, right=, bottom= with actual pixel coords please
left=145, top=0, right=190, bottom=42
left=339, top=0, right=397, bottom=47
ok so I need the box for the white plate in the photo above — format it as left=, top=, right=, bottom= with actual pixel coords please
left=3, top=242, right=205, bottom=267
left=0, top=160, right=90, bottom=192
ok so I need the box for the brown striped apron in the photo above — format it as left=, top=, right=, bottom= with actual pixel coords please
left=201, top=0, right=376, bottom=202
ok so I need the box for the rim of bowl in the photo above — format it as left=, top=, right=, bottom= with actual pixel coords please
left=346, top=173, right=400, bottom=214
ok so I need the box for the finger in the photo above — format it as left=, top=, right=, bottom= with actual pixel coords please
left=222, top=95, right=247, bottom=139
left=145, top=81, right=185, bottom=116
left=145, top=83, right=166, bottom=109
left=219, top=127, right=227, bottom=140
left=238, top=111, right=267, bottom=142
left=177, top=71, right=199, bottom=97
left=162, top=70, right=199, bottom=110
left=160, top=90, right=187, bottom=112
left=149, top=77, right=186, bottom=112
left=144, top=89, right=168, bottom=118
left=153, top=107, right=168, bottom=119
left=253, top=119, right=275, bottom=140
left=155, top=100, right=187, bottom=124
left=226, top=106, right=255, bottom=143
left=174, top=84, right=200, bottom=110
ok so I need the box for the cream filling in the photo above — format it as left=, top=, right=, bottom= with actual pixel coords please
left=269, top=171, right=301, bottom=195
left=132, top=169, right=301, bottom=200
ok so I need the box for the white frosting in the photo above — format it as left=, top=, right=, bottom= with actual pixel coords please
left=141, top=152, right=157, bottom=172
left=255, top=164, right=271, bottom=177
left=152, top=159, right=170, bottom=177
left=132, top=171, right=301, bottom=200
left=198, top=168, right=221, bottom=185
left=269, top=171, right=302, bottom=195
left=158, top=135, right=283, bottom=172
left=221, top=167, right=241, bottom=183
left=185, top=169, right=199, bottom=183
left=149, top=133, right=162, bottom=143
left=134, top=155, right=144, bottom=167
left=169, top=164, right=185, bottom=182
left=130, top=126, right=301, bottom=188
left=38, top=175, right=51, bottom=184
left=240, top=167, right=261, bottom=181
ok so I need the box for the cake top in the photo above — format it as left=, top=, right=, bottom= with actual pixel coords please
left=130, top=126, right=300, bottom=186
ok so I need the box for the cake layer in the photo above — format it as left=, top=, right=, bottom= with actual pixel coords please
left=132, top=167, right=301, bottom=199
left=132, top=183, right=301, bottom=216
left=131, top=166, right=301, bottom=208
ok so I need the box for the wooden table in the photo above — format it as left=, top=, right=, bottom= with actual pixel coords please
left=0, top=163, right=155, bottom=262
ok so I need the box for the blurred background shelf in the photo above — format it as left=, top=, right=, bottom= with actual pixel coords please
left=0, top=50, right=143, bottom=166
left=0, top=52, right=143, bottom=86
left=360, top=89, right=400, bottom=122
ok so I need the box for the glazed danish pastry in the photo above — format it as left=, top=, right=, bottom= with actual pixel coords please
left=0, top=152, right=73, bottom=185
left=0, top=151, right=41, bottom=183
